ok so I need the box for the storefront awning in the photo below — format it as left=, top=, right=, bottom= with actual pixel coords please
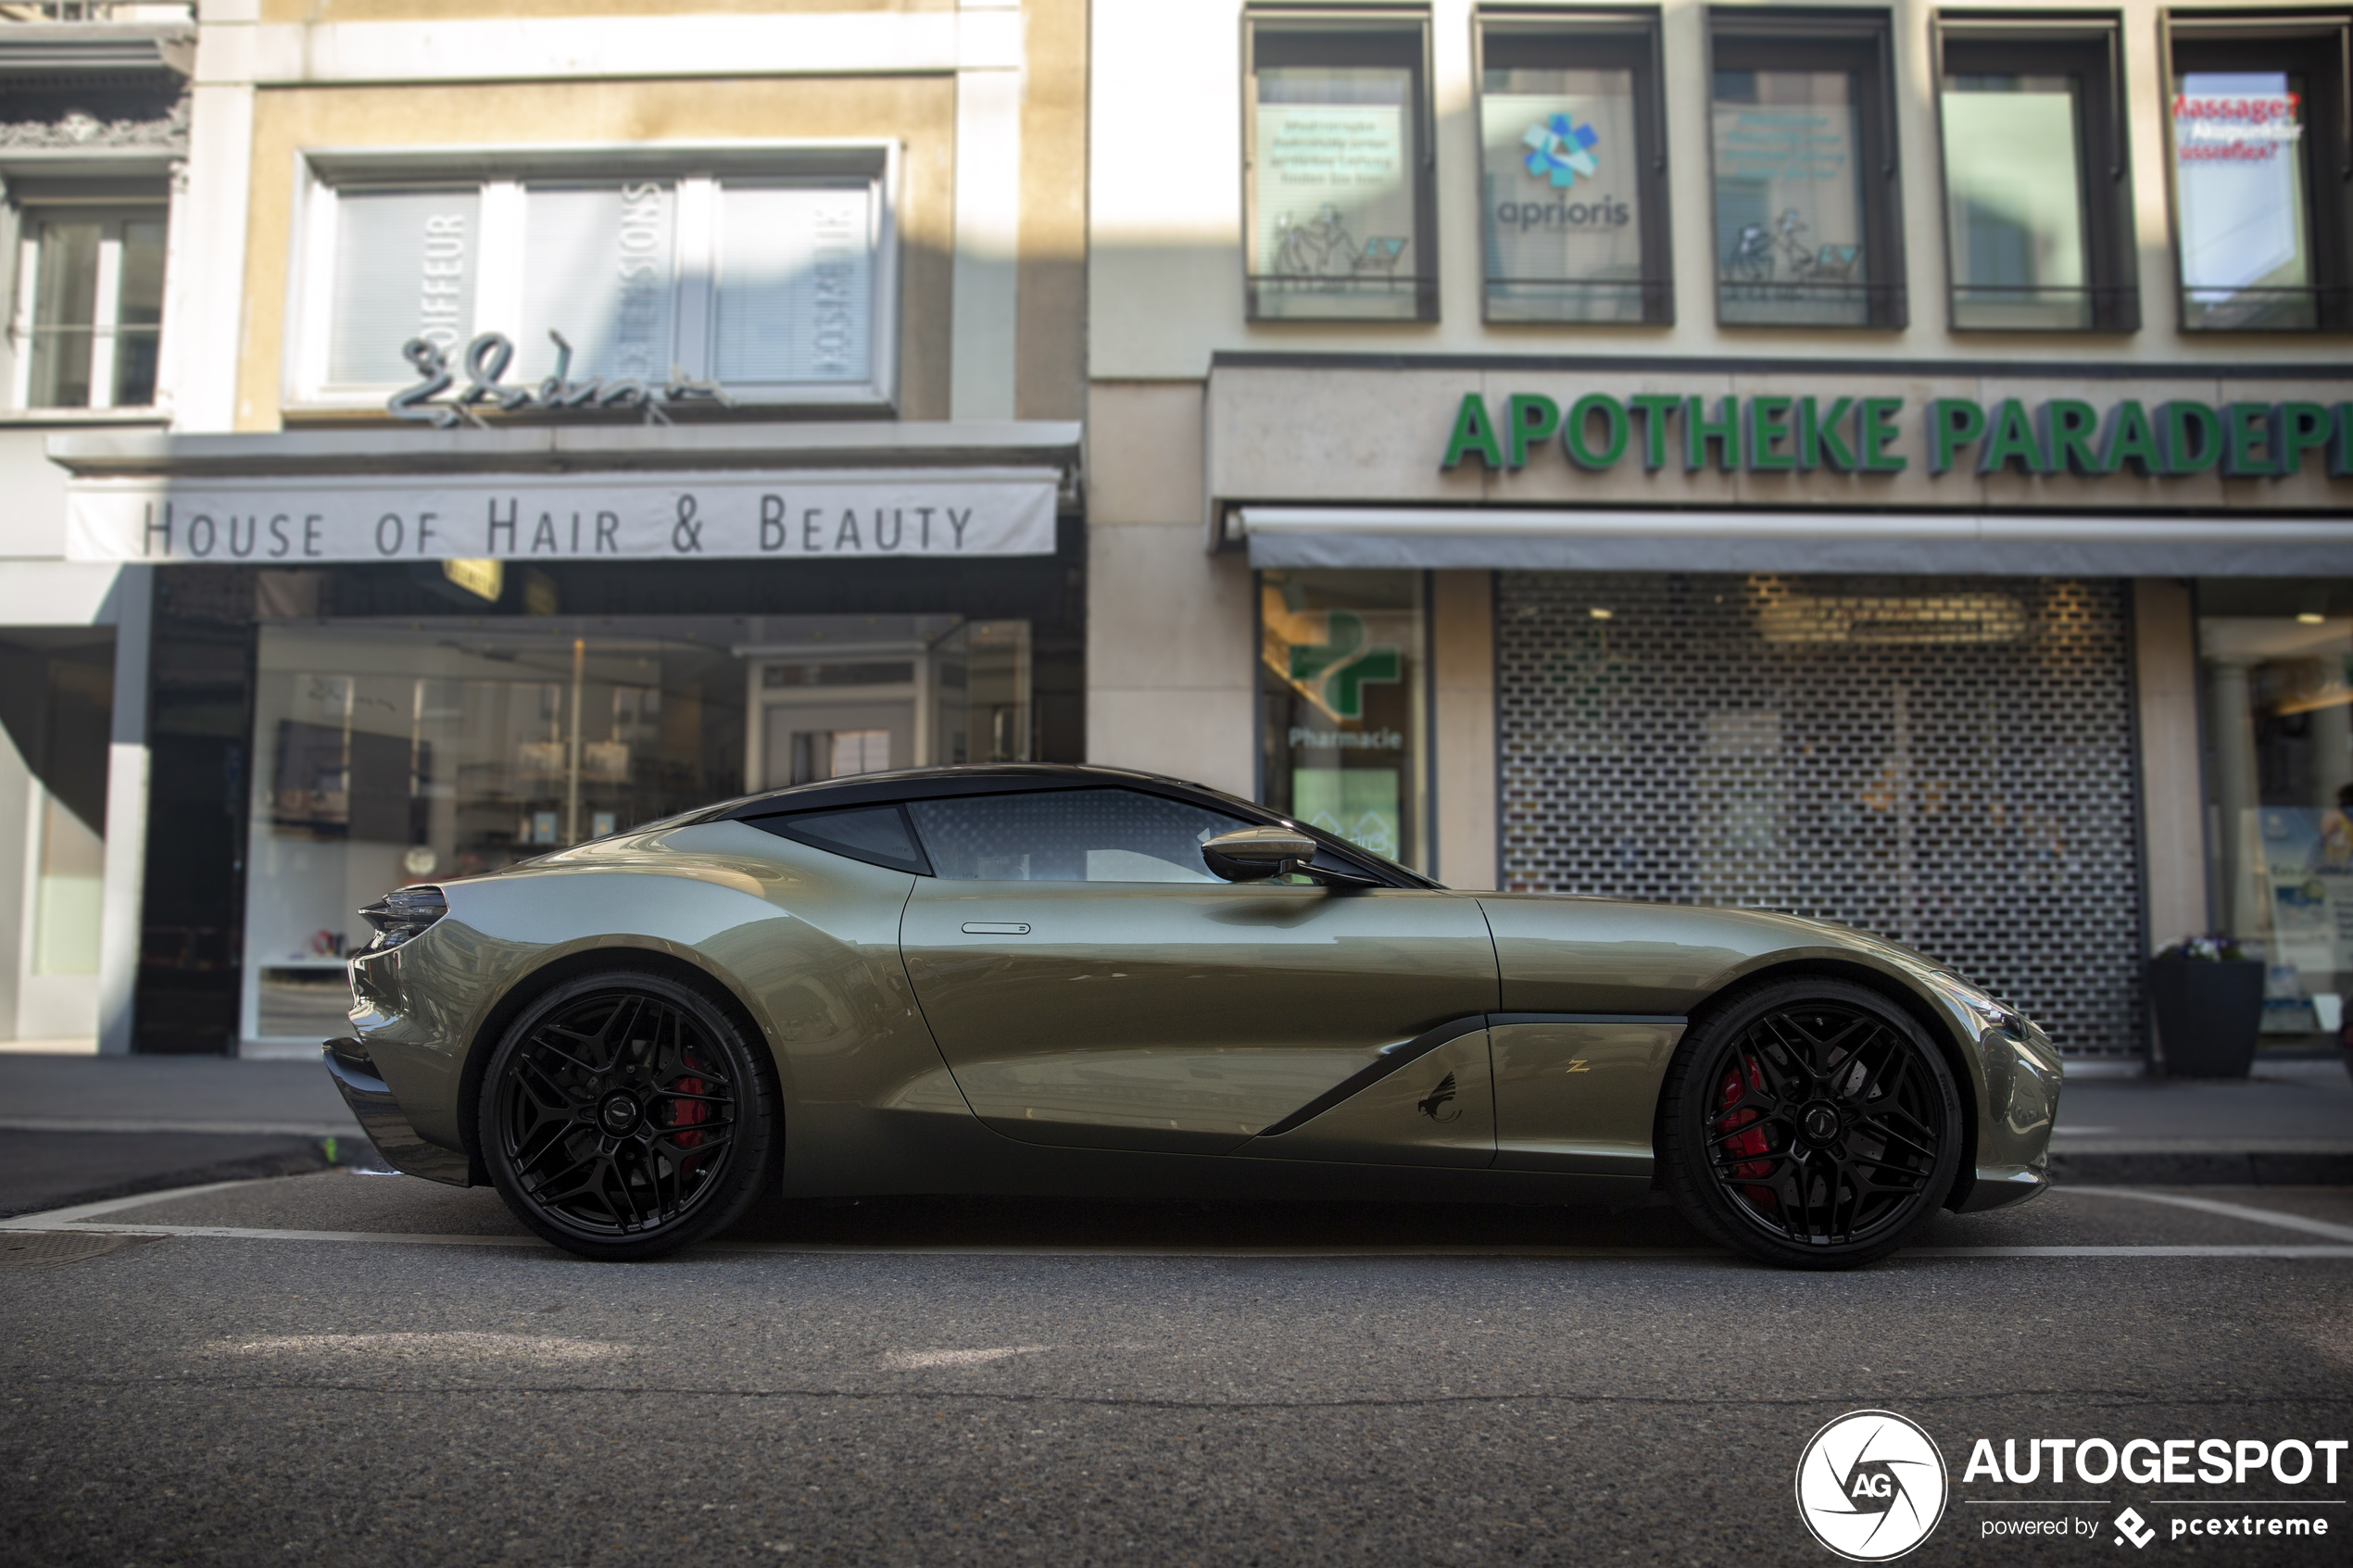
left=50, top=420, right=1081, bottom=565
left=1234, top=507, right=2353, bottom=576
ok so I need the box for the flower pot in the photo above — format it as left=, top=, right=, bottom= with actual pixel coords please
left=2146, top=957, right=2264, bottom=1078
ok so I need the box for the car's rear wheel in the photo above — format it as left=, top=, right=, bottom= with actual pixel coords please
left=1658, top=978, right=1962, bottom=1270
left=478, top=971, right=777, bottom=1261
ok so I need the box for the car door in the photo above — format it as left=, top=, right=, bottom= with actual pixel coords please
left=897, top=786, right=1498, bottom=1157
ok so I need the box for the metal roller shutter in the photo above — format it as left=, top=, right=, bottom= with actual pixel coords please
left=1496, top=571, right=2143, bottom=1056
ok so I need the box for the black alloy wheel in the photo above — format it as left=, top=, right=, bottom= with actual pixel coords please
left=1658, top=977, right=1962, bottom=1270
left=479, top=971, right=778, bottom=1261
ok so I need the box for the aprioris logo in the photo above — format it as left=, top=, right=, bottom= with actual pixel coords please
left=1520, top=113, right=1599, bottom=188
left=1796, top=1411, right=1950, bottom=1562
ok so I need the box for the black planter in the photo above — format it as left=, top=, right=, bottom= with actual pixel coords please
left=2146, top=957, right=2265, bottom=1078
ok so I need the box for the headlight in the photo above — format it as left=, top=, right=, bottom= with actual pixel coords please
left=1920, top=968, right=2014, bottom=1031
left=358, top=885, right=447, bottom=955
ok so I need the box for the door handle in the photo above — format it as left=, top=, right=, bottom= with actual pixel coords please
left=961, top=922, right=1031, bottom=935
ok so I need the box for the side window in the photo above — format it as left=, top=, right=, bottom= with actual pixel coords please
left=907, top=790, right=1254, bottom=883
left=744, top=804, right=930, bottom=875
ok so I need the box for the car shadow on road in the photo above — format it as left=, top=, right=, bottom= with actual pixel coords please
left=713, top=1192, right=1720, bottom=1252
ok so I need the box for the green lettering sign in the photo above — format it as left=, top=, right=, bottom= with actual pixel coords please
left=1686, top=395, right=1740, bottom=471
left=1505, top=394, right=1561, bottom=470
left=1441, top=394, right=1504, bottom=470
left=1979, top=398, right=2047, bottom=476
left=1564, top=394, right=1629, bottom=470
left=1433, top=388, right=2348, bottom=484
left=2102, top=401, right=2162, bottom=476
left=1929, top=399, right=1986, bottom=475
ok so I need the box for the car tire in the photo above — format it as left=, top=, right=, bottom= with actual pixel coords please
left=478, top=970, right=779, bottom=1261
left=1657, top=977, right=1963, bottom=1271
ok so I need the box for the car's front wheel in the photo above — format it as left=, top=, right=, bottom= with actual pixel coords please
left=1658, top=978, right=1962, bottom=1270
left=478, top=971, right=778, bottom=1261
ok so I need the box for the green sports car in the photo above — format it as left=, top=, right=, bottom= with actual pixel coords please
left=324, top=763, right=2059, bottom=1269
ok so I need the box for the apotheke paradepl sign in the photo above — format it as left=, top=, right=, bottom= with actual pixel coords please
left=1441, top=392, right=2353, bottom=478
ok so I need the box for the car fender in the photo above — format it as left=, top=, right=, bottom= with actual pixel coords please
left=349, top=822, right=949, bottom=1164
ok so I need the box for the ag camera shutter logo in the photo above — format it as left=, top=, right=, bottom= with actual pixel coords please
left=1795, top=1410, right=1950, bottom=1561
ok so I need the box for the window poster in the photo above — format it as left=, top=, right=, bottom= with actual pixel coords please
left=1480, top=69, right=1645, bottom=321
left=2173, top=71, right=2313, bottom=328
left=1253, top=67, right=1417, bottom=318
left=2248, top=807, right=2353, bottom=1034
left=1710, top=70, right=1869, bottom=324
left=1258, top=572, right=1425, bottom=871
left=328, top=189, right=480, bottom=385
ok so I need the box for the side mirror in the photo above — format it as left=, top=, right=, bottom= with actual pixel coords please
left=1201, top=826, right=1318, bottom=883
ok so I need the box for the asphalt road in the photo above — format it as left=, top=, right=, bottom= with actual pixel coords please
left=3, top=1176, right=2349, bottom=1567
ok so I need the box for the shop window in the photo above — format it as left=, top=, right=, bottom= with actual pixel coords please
left=1257, top=571, right=1428, bottom=874
left=1707, top=8, right=1906, bottom=328
left=7, top=205, right=166, bottom=409
left=1244, top=9, right=1437, bottom=321
left=2165, top=13, right=2353, bottom=332
left=292, top=149, right=896, bottom=408
left=1477, top=7, right=1672, bottom=324
left=2197, top=580, right=2353, bottom=1050
left=1934, top=16, right=2138, bottom=332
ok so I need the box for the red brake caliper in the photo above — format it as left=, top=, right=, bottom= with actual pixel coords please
left=672, top=1073, right=707, bottom=1157
left=1715, top=1058, right=1778, bottom=1210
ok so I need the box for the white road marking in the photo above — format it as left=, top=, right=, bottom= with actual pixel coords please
left=880, top=1346, right=1050, bottom=1370
left=0, top=1178, right=283, bottom=1227
left=2064, top=1186, right=2353, bottom=1243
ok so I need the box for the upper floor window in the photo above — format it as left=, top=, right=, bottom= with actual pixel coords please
left=8, top=203, right=166, bottom=409
left=1934, top=15, right=2138, bottom=332
left=290, top=148, right=897, bottom=409
left=1244, top=8, right=1437, bottom=321
left=2165, top=12, right=2352, bottom=332
left=1477, top=6, right=1671, bottom=325
left=1708, top=8, right=1906, bottom=328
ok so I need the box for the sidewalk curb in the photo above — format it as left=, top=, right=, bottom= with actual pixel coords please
left=0, top=1135, right=380, bottom=1222
left=2050, top=1150, right=2353, bottom=1185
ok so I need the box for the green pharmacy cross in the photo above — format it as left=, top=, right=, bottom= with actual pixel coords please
left=1289, top=610, right=1401, bottom=720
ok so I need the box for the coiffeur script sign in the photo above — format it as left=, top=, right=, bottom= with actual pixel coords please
left=64, top=470, right=1060, bottom=562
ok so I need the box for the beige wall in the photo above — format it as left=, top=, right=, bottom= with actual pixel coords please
left=1085, top=380, right=1255, bottom=798
left=2135, top=578, right=2209, bottom=953
left=1016, top=0, right=1087, bottom=422
left=1430, top=570, right=1494, bottom=890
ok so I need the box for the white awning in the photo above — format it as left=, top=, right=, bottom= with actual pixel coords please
left=1234, top=507, right=2350, bottom=575
left=51, top=421, right=1080, bottom=565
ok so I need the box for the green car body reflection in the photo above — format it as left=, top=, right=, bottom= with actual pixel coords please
left=325, top=764, right=2059, bottom=1269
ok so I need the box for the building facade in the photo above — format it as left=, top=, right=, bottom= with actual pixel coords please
left=1, top=0, right=1086, bottom=1056
left=6, top=1, right=2348, bottom=1064
left=1086, top=0, right=2353, bottom=1059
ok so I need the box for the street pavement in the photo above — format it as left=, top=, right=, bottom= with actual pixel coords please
left=0, top=1054, right=373, bottom=1218
left=3, top=1171, right=2350, bottom=1567
left=3, top=1049, right=2347, bottom=1220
